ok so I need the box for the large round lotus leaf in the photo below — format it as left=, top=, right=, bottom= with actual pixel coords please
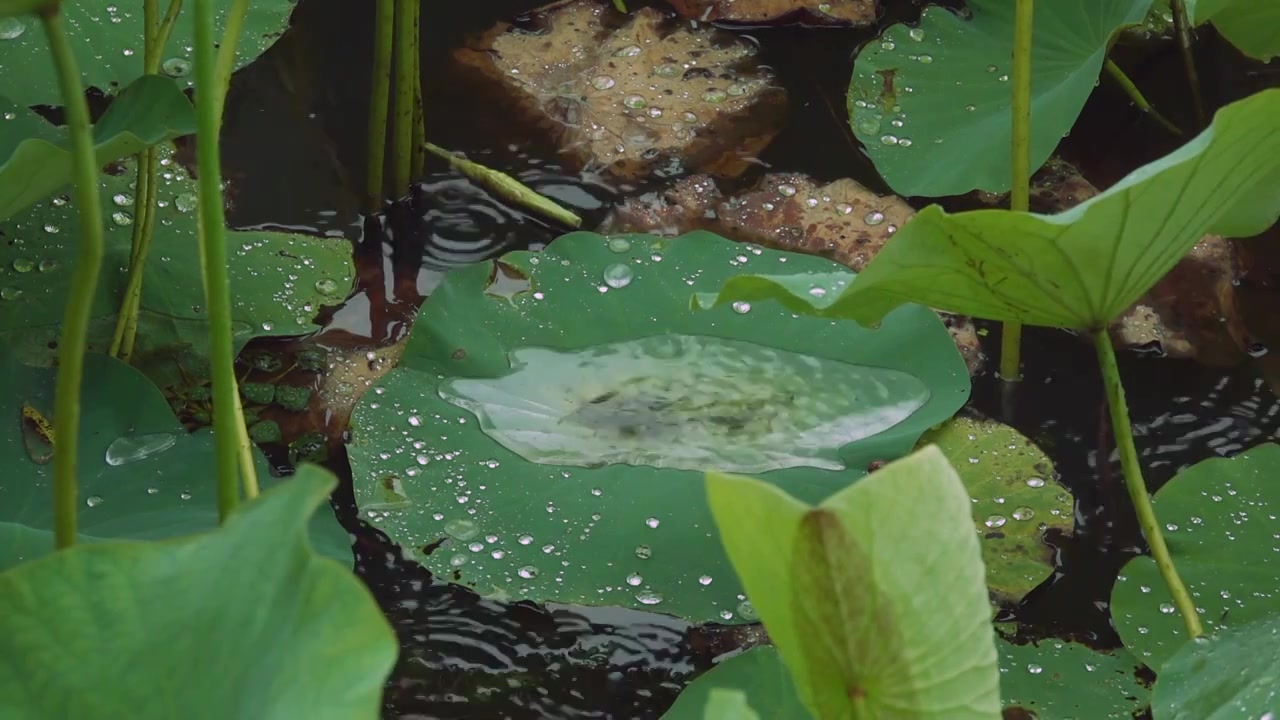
left=0, top=466, right=396, bottom=720
left=1154, top=613, right=1280, bottom=718
left=998, top=638, right=1150, bottom=718
left=1188, top=0, right=1280, bottom=60
left=348, top=230, right=970, bottom=622
left=0, top=148, right=353, bottom=371
left=1111, top=443, right=1280, bottom=670
left=848, top=0, right=1151, bottom=196
left=0, top=0, right=296, bottom=107
left=918, top=416, right=1072, bottom=603
left=661, top=647, right=809, bottom=720
left=0, top=350, right=353, bottom=571
left=0, top=76, right=195, bottom=221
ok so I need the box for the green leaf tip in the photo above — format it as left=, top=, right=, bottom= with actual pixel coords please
left=423, top=142, right=583, bottom=228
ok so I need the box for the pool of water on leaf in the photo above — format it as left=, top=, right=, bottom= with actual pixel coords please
left=218, top=0, right=1280, bottom=716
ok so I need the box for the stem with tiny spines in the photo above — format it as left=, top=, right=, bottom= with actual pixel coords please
left=1170, top=0, right=1206, bottom=130
left=41, top=4, right=105, bottom=549
left=366, top=0, right=395, bottom=210
left=409, top=0, right=425, bottom=176
left=1000, top=0, right=1034, bottom=382
left=1095, top=329, right=1203, bottom=639
left=390, top=0, right=416, bottom=193
left=1103, top=59, right=1183, bottom=137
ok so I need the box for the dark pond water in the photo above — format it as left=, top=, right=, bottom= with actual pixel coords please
left=216, top=0, right=1280, bottom=717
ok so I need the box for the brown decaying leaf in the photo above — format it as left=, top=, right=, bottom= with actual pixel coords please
left=667, top=0, right=877, bottom=26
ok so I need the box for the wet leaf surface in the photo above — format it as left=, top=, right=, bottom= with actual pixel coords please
left=348, top=230, right=970, bottom=622
left=454, top=0, right=787, bottom=179
left=1154, top=612, right=1280, bottom=718
left=997, top=637, right=1150, bottom=718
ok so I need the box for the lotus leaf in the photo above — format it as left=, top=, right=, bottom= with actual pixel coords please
left=0, top=147, right=353, bottom=373
left=0, top=75, right=195, bottom=220
left=848, top=0, right=1152, bottom=196
left=0, top=0, right=297, bottom=106
left=348, top=230, right=970, bottom=622
left=0, top=466, right=396, bottom=719
left=702, top=689, right=760, bottom=720
left=1111, top=442, right=1280, bottom=670
left=1154, top=613, right=1280, bottom=718
left=998, top=637, right=1150, bottom=718
left=1187, top=0, right=1280, bottom=60
left=705, top=446, right=1001, bottom=719
left=918, top=416, right=1072, bottom=603
left=0, top=350, right=353, bottom=571
left=661, top=647, right=806, bottom=720
left=701, top=90, right=1280, bottom=330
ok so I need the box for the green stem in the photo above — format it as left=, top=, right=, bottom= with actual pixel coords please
left=409, top=0, right=425, bottom=176
left=41, top=6, right=105, bottom=550
left=611, top=0, right=628, bottom=11
left=151, top=0, right=184, bottom=68
left=390, top=0, right=416, bottom=193
left=211, top=0, right=251, bottom=120
left=366, top=0, right=395, bottom=210
left=1094, top=329, right=1203, bottom=639
left=117, top=149, right=160, bottom=361
left=1170, top=0, right=1206, bottom=130
left=193, top=0, right=242, bottom=522
left=1001, top=0, right=1034, bottom=383
left=1103, top=59, right=1183, bottom=137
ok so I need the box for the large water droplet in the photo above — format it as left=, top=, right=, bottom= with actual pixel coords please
left=105, top=432, right=177, bottom=466
left=591, top=74, right=616, bottom=90
left=703, top=88, right=728, bottom=103
left=984, top=514, right=1007, bottom=528
left=603, top=263, right=633, bottom=289
left=444, top=518, right=479, bottom=541
left=636, top=590, right=663, bottom=605
left=85, top=495, right=104, bottom=507
left=162, top=57, right=192, bottom=77
left=0, top=18, right=26, bottom=40
left=731, top=301, right=751, bottom=314
left=908, top=27, right=926, bottom=41
left=38, top=259, right=58, bottom=273
left=607, top=237, right=632, bottom=253
left=314, top=278, right=339, bottom=296
left=174, top=193, right=197, bottom=213
left=622, top=94, right=647, bottom=109
left=2, top=286, right=24, bottom=300
left=11, top=258, right=33, bottom=273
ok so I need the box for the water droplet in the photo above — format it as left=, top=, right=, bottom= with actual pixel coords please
left=986, top=64, right=999, bottom=73
left=161, top=57, right=192, bottom=77
left=1159, top=602, right=1176, bottom=614
left=731, top=301, right=751, bottom=314
left=43, top=223, right=60, bottom=234
left=897, top=138, right=913, bottom=147
left=591, top=74, right=616, bottom=90
left=175, top=193, right=197, bottom=213
left=647, top=106, right=664, bottom=118
left=998, top=74, right=1010, bottom=82
left=917, top=54, right=933, bottom=64
left=1012, top=506, right=1035, bottom=520
left=11, top=258, right=33, bottom=273
left=855, top=116, right=881, bottom=135
left=880, top=40, right=896, bottom=51
left=698, top=575, right=713, bottom=585
left=603, top=263, right=633, bottom=289
left=0, top=18, right=26, bottom=40
left=808, top=285, right=827, bottom=298
left=85, top=495, right=104, bottom=508
left=105, top=432, right=177, bottom=466
left=445, top=518, right=479, bottom=541
left=984, top=514, right=1007, bottom=528
left=111, top=210, right=133, bottom=226
left=880, top=134, right=899, bottom=145
left=965, top=104, right=977, bottom=112
left=518, top=534, right=533, bottom=545
left=864, top=211, right=885, bottom=226
left=908, top=27, right=926, bottom=41
left=1026, top=664, right=1043, bottom=674
left=38, top=259, right=58, bottom=273
left=112, top=193, right=133, bottom=207
left=614, top=44, right=642, bottom=57
left=645, top=516, right=660, bottom=528
left=702, top=88, right=728, bottom=103
left=737, top=600, right=758, bottom=620
left=407, top=415, right=423, bottom=427
left=517, top=565, right=538, bottom=579
left=449, top=554, right=468, bottom=567
left=654, top=63, right=679, bottom=78
left=180, top=491, right=192, bottom=500
left=635, top=545, right=652, bottom=559
left=1026, top=477, right=1046, bottom=488
left=622, top=94, right=647, bottom=109
left=626, top=572, right=643, bottom=586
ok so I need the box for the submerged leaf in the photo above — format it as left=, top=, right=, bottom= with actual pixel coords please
left=848, top=0, right=1152, bottom=196
left=0, top=76, right=195, bottom=220
left=0, top=466, right=396, bottom=719
left=706, top=446, right=1001, bottom=719
left=703, top=90, right=1280, bottom=330
left=0, top=351, right=353, bottom=571
left=1111, top=442, right=1280, bottom=670
left=348, top=231, right=970, bottom=622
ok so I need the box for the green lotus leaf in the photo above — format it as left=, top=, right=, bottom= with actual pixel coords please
left=706, top=446, right=1001, bottom=719
left=847, top=0, right=1152, bottom=196
left=702, top=690, right=760, bottom=720
left=0, top=0, right=297, bottom=106
left=665, top=636, right=1147, bottom=719
left=0, top=465, right=396, bottom=719
left=1188, top=0, right=1280, bottom=60
left=0, top=147, right=353, bottom=375
left=998, top=637, right=1150, bottom=718
left=661, top=647, right=805, bottom=720
left=918, top=416, right=1072, bottom=604
left=1154, top=613, right=1280, bottom=718
left=1111, top=442, right=1280, bottom=670
left=0, top=76, right=195, bottom=220
left=702, top=89, right=1280, bottom=330
left=0, top=351, right=353, bottom=571
left=348, top=231, right=970, bottom=622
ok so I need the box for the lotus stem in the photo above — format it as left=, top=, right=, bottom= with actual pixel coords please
left=612, top=0, right=628, bottom=11
left=194, top=0, right=248, bottom=521
left=234, top=391, right=259, bottom=499
left=391, top=0, right=416, bottom=193
left=1094, top=329, right=1203, bottom=639
left=1170, top=0, right=1206, bottom=130
left=1000, top=0, right=1034, bottom=383
left=366, top=0, right=394, bottom=210
left=1103, top=59, right=1183, bottom=137
left=41, top=4, right=105, bottom=549
left=409, top=0, right=425, bottom=177
left=212, top=0, right=251, bottom=120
